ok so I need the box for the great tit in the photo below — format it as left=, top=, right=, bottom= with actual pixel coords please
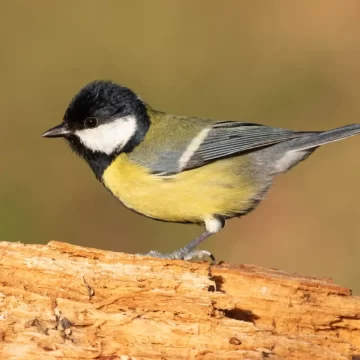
left=43, top=80, right=360, bottom=263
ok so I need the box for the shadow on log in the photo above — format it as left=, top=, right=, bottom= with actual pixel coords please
left=0, top=241, right=359, bottom=359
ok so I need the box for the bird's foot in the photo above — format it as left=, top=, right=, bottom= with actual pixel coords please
left=138, top=230, right=217, bottom=264
left=138, top=248, right=216, bottom=264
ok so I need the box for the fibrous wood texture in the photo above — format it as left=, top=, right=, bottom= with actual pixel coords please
left=0, top=241, right=359, bottom=360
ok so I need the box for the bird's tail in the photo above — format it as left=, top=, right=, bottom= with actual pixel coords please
left=287, top=124, right=360, bottom=152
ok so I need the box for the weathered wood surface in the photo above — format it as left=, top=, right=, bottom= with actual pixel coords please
left=0, top=241, right=359, bottom=359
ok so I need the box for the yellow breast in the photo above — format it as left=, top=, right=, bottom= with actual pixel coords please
left=102, top=153, right=258, bottom=223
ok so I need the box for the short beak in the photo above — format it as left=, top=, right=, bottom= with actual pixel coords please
left=42, top=123, right=71, bottom=138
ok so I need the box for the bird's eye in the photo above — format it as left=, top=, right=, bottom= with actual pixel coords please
left=84, top=117, right=98, bottom=129
left=117, top=105, right=126, bottom=114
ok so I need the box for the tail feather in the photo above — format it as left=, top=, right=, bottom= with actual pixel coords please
left=271, top=124, right=360, bottom=173
left=288, top=124, right=360, bottom=152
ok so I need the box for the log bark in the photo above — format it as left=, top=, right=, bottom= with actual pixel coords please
left=0, top=241, right=359, bottom=360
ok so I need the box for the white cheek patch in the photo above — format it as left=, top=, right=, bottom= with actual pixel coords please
left=75, top=116, right=137, bottom=154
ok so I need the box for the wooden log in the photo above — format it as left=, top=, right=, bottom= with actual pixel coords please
left=0, top=240, right=359, bottom=359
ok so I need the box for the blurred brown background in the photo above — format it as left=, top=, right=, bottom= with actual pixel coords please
left=1, top=1, right=360, bottom=292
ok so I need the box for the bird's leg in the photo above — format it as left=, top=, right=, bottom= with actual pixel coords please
left=139, top=217, right=225, bottom=264
left=141, top=231, right=215, bottom=264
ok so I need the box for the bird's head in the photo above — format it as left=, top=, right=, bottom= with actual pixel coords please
left=43, top=80, right=150, bottom=157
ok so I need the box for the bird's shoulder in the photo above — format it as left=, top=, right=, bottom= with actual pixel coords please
left=128, top=108, right=216, bottom=174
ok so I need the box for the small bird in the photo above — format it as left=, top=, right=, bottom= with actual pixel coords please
left=43, top=80, right=360, bottom=262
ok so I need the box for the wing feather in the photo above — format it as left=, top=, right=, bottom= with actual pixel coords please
left=182, top=121, right=314, bottom=171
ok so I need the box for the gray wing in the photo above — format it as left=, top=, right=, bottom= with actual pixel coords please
left=181, top=121, right=315, bottom=171
left=130, top=120, right=315, bottom=175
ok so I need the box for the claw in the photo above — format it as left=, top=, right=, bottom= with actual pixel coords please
left=137, top=230, right=217, bottom=264
left=137, top=248, right=216, bottom=264
left=183, top=249, right=216, bottom=264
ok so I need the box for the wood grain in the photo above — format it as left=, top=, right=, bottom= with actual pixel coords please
left=0, top=241, right=359, bottom=359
